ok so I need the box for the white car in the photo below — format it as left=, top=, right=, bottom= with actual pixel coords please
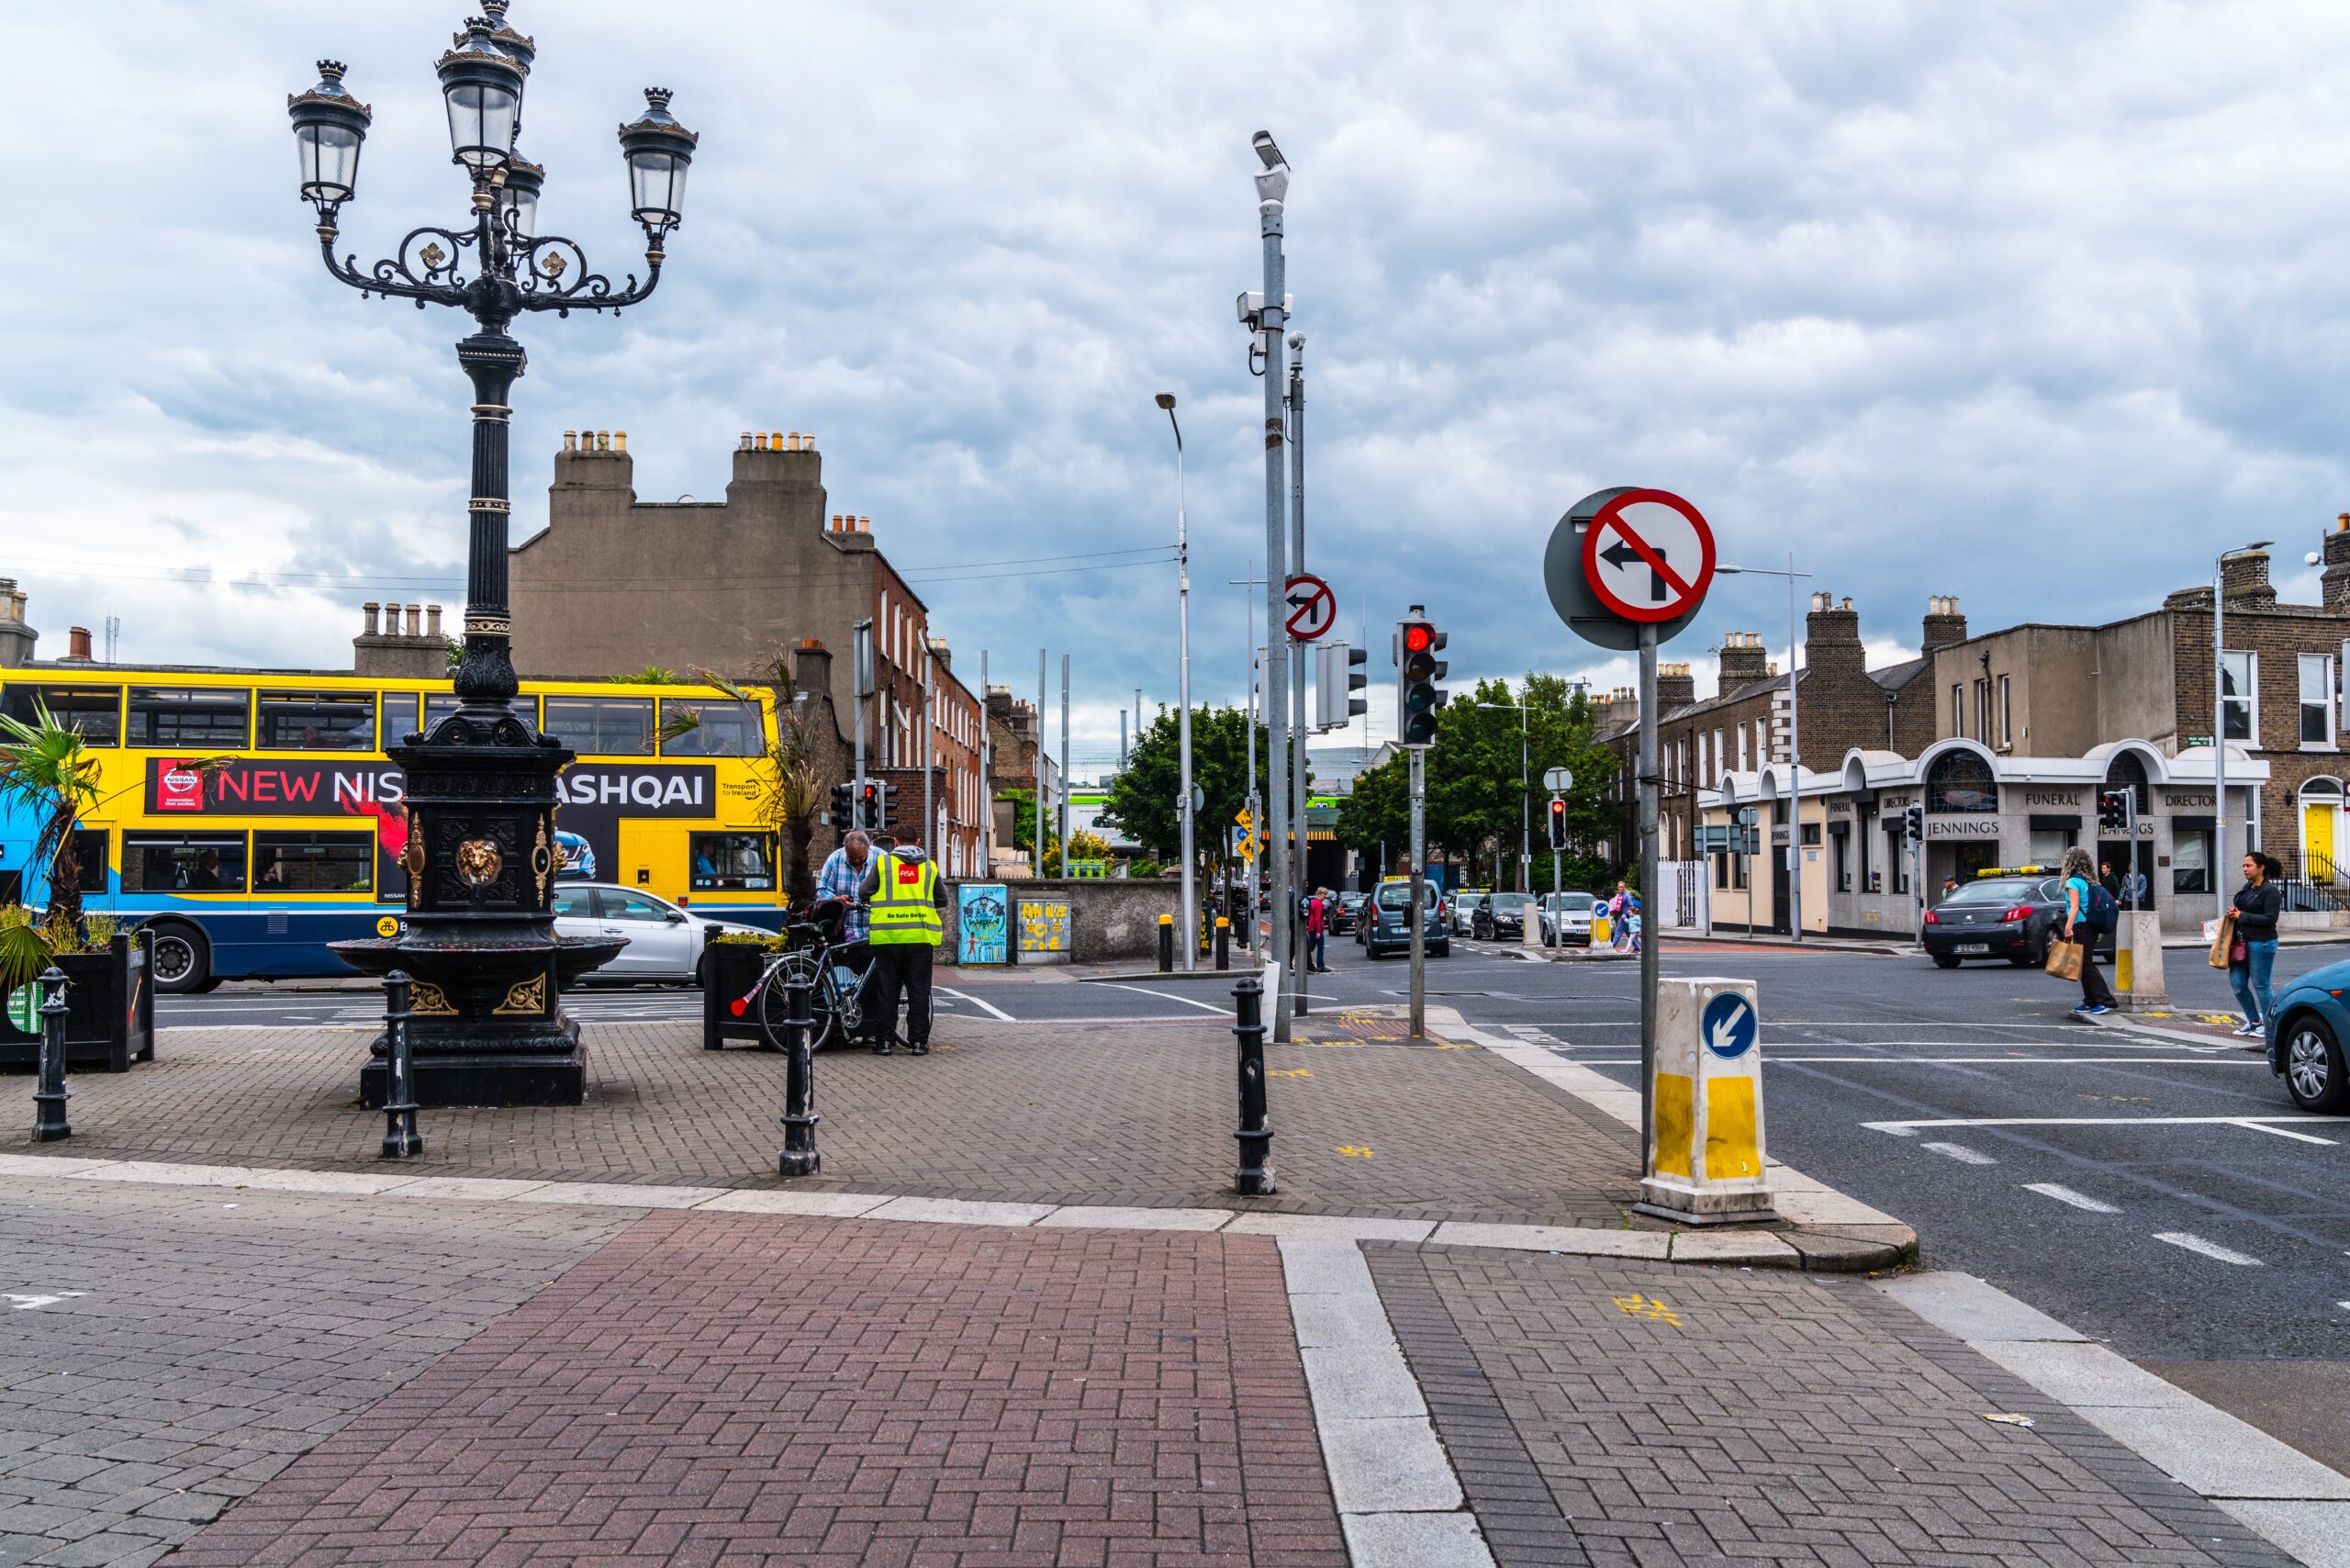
left=550, top=882, right=771, bottom=986
left=1538, top=891, right=1595, bottom=946
left=1449, top=890, right=1490, bottom=937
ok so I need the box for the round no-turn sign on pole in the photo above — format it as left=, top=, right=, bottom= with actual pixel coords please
left=1283, top=574, right=1336, bottom=642
left=1581, top=489, right=1716, bottom=622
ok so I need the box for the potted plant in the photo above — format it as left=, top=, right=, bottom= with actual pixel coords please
left=700, top=930, right=790, bottom=1050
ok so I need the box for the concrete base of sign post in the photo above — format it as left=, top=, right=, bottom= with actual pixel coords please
left=1635, top=977, right=1776, bottom=1226
left=2119, top=911, right=2167, bottom=1010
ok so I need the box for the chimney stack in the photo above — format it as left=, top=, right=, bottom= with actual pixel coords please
left=0, top=578, right=33, bottom=667
left=1716, top=631, right=1771, bottom=691
left=2323, top=513, right=2350, bottom=613
left=2220, top=549, right=2277, bottom=609
left=1657, top=662, right=1695, bottom=710
left=1921, top=595, right=1968, bottom=653
left=1805, top=591, right=1864, bottom=676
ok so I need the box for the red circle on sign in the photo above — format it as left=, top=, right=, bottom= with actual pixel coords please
left=1580, top=488, right=1715, bottom=622
left=1283, top=574, right=1336, bottom=641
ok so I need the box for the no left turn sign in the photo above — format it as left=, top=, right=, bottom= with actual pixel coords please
left=1580, top=489, right=1716, bottom=623
left=1283, top=574, right=1337, bottom=641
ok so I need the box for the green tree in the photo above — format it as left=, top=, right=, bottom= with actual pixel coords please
left=1097, top=706, right=1283, bottom=877
left=997, top=788, right=1061, bottom=873
left=0, top=702, right=105, bottom=925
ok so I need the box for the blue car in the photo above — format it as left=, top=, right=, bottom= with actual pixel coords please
left=2266, top=959, right=2350, bottom=1113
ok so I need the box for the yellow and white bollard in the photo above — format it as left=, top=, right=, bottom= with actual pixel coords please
left=1637, top=977, right=1775, bottom=1225
left=1591, top=913, right=1612, bottom=946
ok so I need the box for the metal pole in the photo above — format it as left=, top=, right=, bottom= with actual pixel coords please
left=853, top=619, right=872, bottom=820
left=979, top=651, right=992, bottom=874
left=2214, top=556, right=2229, bottom=927
left=1059, top=654, right=1072, bottom=868
left=1232, top=972, right=1276, bottom=1193
left=1638, top=622, right=1661, bottom=1177
left=1172, top=410, right=1198, bottom=972
left=1259, top=162, right=1293, bottom=1041
left=1786, top=554, right=1802, bottom=941
left=1408, top=746, right=1427, bottom=1038
left=778, top=967, right=819, bottom=1176
left=1519, top=705, right=1530, bottom=891
left=1244, top=565, right=1259, bottom=953
left=1036, top=650, right=1047, bottom=875
left=1288, top=332, right=1309, bottom=1013
left=1119, top=711, right=1127, bottom=769
left=923, top=646, right=934, bottom=855
left=31, top=965, right=69, bottom=1143
left=379, top=969, right=421, bottom=1158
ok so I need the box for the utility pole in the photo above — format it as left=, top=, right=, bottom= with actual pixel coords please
left=1059, top=653, right=1072, bottom=872
left=1408, top=746, right=1427, bottom=1038
left=922, top=644, right=934, bottom=856
left=1249, top=131, right=1294, bottom=1036
left=1158, top=394, right=1197, bottom=970
left=979, top=650, right=992, bottom=875
left=1785, top=554, right=1802, bottom=941
left=853, top=619, right=873, bottom=825
left=1287, top=330, right=1309, bottom=1014
left=1035, top=650, right=1046, bottom=876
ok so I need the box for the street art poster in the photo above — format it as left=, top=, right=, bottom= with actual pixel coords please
left=957, top=883, right=1009, bottom=965
left=1018, top=898, right=1071, bottom=957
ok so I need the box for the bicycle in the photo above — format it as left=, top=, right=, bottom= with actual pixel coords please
left=727, top=898, right=877, bottom=1052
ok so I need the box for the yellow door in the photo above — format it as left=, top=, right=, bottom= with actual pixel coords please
left=2306, top=802, right=2336, bottom=881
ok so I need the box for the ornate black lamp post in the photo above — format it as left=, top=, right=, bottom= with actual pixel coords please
left=292, top=4, right=699, bottom=1106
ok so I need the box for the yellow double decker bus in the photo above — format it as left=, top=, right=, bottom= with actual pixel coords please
left=0, top=667, right=787, bottom=991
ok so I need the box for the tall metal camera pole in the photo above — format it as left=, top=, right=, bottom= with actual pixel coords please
left=1035, top=651, right=1047, bottom=872
left=1160, top=395, right=1197, bottom=969
left=1059, top=654, right=1072, bottom=866
left=979, top=650, right=992, bottom=873
left=1288, top=331, right=1310, bottom=1006
left=1251, top=132, right=1294, bottom=1038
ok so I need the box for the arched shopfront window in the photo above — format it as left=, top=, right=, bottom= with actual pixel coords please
left=2102, top=749, right=2151, bottom=814
left=1926, top=749, right=1998, bottom=814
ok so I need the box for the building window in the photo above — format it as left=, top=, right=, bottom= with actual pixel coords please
left=123, top=833, right=247, bottom=893
left=1833, top=832, right=1850, bottom=891
left=661, top=699, right=760, bottom=756
left=254, top=832, right=374, bottom=893
left=2173, top=830, right=2211, bottom=895
left=1998, top=676, right=2012, bottom=747
left=690, top=832, right=775, bottom=891
left=1888, top=825, right=1910, bottom=893
left=1952, top=684, right=1965, bottom=737
left=1737, top=725, right=1749, bottom=771
left=127, top=688, right=248, bottom=748
left=1975, top=679, right=1991, bottom=745
left=257, top=691, right=374, bottom=751
left=543, top=697, right=655, bottom=756
left=2221, top=652, right=2255, bottom=743
left=2, top=684, right=122, bottom=746
left=1927, top=750, right=1998, bottom=813
left=2300, top=655, right=2333, bottom=746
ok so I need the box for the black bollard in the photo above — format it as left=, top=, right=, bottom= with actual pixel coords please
left=1231, top=973, right=1277, bottom=1195
left=778, top=969, right=820, bottom=1177
left=379, top=969, right=423, bottom=1158
left=1158, top=913, right=1174, bottom=973
left=32, top=966, right=70, bottom=1143
left=1215, top=915, right=1230, bottom=971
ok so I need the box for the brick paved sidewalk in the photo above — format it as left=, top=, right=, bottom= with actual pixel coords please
left=165, top=1211, right=1346, bottom=1568
left=3, top=1019, right=1651, bottom=1228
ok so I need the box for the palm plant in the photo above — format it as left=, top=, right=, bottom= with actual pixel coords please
left=0, top=702, right=105, bottom=927
left=660, top=658, right=823, bottom=906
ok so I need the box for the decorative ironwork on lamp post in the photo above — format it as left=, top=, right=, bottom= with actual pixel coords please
left=293, top=4, right=699, bottom=1107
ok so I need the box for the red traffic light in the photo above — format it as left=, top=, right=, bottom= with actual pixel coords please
left=1403, top=624, right=1434, bottom=653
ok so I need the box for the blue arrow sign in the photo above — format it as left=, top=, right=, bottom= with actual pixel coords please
left=1701, top=991, right=1757, bottom=1060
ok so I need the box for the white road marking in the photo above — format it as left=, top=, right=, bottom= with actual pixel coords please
left=2023, top=1183, right=2121, bottom=1214
left=1100, top=982, right=1232, bottom=1015
left=2154, top=1231, right=2264, bottom=1266
left=1921, top=1141, right=1998, bottom=1165
left=5, top=1292, right=85, bottom=1310
left=1577, top=1056, right=2254, bottom=1067
left=1863, top=1115, right=2336, bottom=1145
left=935, top=986, right=1013, bottom=1022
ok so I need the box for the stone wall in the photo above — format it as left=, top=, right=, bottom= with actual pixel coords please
left=940, top=877, right=1181, bottom=965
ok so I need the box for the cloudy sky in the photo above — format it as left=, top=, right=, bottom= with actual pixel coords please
left=7, top=2, right=2349, bottom=777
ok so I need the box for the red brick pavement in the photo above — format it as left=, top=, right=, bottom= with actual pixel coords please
left=162, top=1215, right=1348, bottom=1568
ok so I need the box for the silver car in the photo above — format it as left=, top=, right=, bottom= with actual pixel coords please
left=551, top=882, right=771, bottom=986
left=1538, top=891, right=1595, bottom=946
left=1450, top=890, right=1489, bottom=937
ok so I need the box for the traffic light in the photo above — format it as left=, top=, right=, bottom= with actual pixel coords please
left=1903, top=804, right=1924, bottom=841
left=877, top=779, right=897, bottom=835
left=1315, top=642, right=1368, bottom=730
left=831, top=781, right=854, bottom=827
left=1547, top=796, right=1568, bottom=851
left=856, top=779, right=881, bottom=831
left=2098, top=790, right=2130, bottom=833
left=1394, top=606, right=1449, bottom=747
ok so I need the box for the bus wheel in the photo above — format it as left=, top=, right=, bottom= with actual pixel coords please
left=149, top=924, right=211, bottom=995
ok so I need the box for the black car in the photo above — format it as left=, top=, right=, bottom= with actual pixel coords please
left=1922, top=874, right=2112, bottom=969
left=1364, top=881, right=1449, bottom=958
left=1472, top=892, right=1535, bottom=941
left=1333, top=891, right=1365, bottom=935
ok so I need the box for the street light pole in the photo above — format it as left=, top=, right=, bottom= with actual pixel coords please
left=1248, top=132, right=1294, bottom=1036
left=1158, top=394, right=1196, bottom=969
left=2215, top=540, right=2274, bottom=924
left=1287, top=333, right=1310, bottom=1003
left=1718, top=559, right=1814, bottom=940
left=290, top=7, right=698, bottom=1107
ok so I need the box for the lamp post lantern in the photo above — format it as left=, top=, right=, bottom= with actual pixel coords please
left=294, top=4, right=699, bottom=1107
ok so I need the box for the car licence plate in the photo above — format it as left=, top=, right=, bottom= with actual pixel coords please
left=1955, top=943, right=1989, bottom=955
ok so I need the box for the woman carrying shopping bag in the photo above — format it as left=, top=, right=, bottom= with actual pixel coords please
left=2227, top=852, right=2286, bottom=1046
left=2057, top=846, right=2118, bottom=1015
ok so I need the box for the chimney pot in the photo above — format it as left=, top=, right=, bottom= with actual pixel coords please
left=769, top=431, right=782, bottom=451
left=363, top=602, right=381, bottom=636
left=739, top=431, right=753, bottom=451
left=613, top=431, right=627, bottom=453
left=2338, top=512, right=2348, bottom=532
left=859, top=515, right=871, bottom=532
left=595, top=431, right=610, bottom=453
left=754, top=431, right=768, bottom=451
left=404, top=605, right=420, bottom=637
left=425, top=605, right=442, bottom=638
left=66, top=625, right=92, bottom=660
left=803, top=431, right=814, bottom=450
left=563, top=430, right=577, bottom=452
left=788, top=431, right=800, bottom=451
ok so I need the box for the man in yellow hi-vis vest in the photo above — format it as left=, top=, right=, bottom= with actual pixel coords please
left=859, top=835, right=946, bottom=1055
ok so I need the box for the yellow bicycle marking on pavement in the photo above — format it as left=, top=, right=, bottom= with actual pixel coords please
left=1433, top=1041, right=1474, bottom=1051
left=1267, top=1068, right=1312, bottom=1078
left=1613, top=1293, right=1684, bottom=1328
left=1336, top=1145, right=1374, bottom=1159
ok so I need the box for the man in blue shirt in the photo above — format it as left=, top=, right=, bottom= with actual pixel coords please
left=815, top=829, right=876, bottom=1034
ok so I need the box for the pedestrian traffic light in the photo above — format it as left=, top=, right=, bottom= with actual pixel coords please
left=2098, top=790, right=2130, bottom=833
left=1394, top=606, right=1448, bottom=747
left=1547, top=796, right=1568, bottom=851
left=1903, top=804, right=1924, bottom=841
left=1315, top=642, right=1370, bottom=730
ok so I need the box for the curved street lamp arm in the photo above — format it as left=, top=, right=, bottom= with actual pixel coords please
left=514, top=237, right=665, bottom=318
left=317, top=223, right=478, bottom=310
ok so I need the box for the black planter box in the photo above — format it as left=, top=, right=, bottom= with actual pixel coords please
left=0, top=929, right=158, bottom=1073
left=702, top=939, right=785, bottom=1050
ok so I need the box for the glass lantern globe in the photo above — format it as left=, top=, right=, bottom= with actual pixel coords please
left=497, top=160, right=544, bottom=243
left=436, top=17, right=527, bottom=173
left=617, top=88, right=699, bottom=235
left=286, top=61, right=373, bottom=214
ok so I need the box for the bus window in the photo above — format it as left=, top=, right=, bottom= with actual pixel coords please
left=257, top=691, right=375, bottom=751
left=68, top=829, right=106, bottom=893
left=128, top=688, right=251, bottom=748
left=254, top=832, right=374, bottom=893
left=420, top=691, right=539, bottom=734
left=661, top=699, right=760, bottom=756
left=690, top=832, right=775, bottom=891
left=2, top=684, right=121, bottom=745
left=543, top=696, right=654, bottom=756
left=124, top=833, right=249, bottom=893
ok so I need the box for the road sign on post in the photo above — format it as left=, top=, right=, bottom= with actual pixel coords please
left=1547, top=487, right=1715, bottom=1193
left=1635, top=979, right=1774, bottom=1224
left=1283, top=574, right=1336, bottom=641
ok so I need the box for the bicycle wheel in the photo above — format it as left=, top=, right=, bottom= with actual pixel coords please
left=757, top=949, right=822, bottom=1050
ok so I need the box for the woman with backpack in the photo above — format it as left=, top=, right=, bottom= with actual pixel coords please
left=2059, top=846, right=2118, bottom=1015
left=2228, top=852, right=2286, bottom=1043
